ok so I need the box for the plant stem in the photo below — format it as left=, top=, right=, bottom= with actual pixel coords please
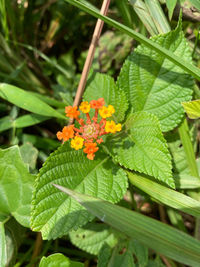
left=72, top=0, right=110, bottom=108
left=31, top=232, right=43, bottom=266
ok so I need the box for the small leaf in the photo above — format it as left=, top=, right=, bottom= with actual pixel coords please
left=0, top=146, right=34, bottom=227
left=0, top=83, right=65, bottom=119
left=182, top=100, right=200, bottom=119
left=39, top=253, right=84, bottom=267
left=31, top=143, right=128, bottom=239
left=166, top=0, right=177, bottom=20
left=53, top=185, right=200, bottom=267
left=117, top=22, right=194, bottom=131
left=84, top=72, right=128, bottom=122
left=98, top=239, right=135, bottom=267
left=69, top=223, right=118, bottom=255
left=106, top=112, right=174, bottom=188
left=20, top=143, right=38, bottom=170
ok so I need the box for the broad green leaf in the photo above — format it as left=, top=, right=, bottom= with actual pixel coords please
left=98, top=239, right=135, bottom=267
left=0, top=83, right=65, bottom=119
left=106, top=112, right=174, bottom=188
left=69, top=223, right=118, bottom=255
left=0, top=146, right=34, bottom=227
left=84, top=72, right=128, bottom=122
left=64, top=0, right=200, bottom=81
left=39, top=253, right=84, bottom=267
left=53, top=185, right=200, bottom=267
left=0, top=223, right=6, bottom=267
left=182, top=99, right=200, bottom=119
left=20, top=143, right=38, bottom=170
left=31, top=143, right=128, bottom=240
left=117, top=22, right=194, bottom=132
left=127, top=171, right=200, bottom=218
left=166, top=0, right=177, bottom=20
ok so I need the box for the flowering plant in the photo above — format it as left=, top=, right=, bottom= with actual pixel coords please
left=56, top=98, right=121, bottom=160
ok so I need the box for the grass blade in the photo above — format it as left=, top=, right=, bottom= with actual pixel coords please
left=64, top=0, right=200, bottom=81
left=127, top=171, right=200, bottom=218
left=0, top=83, right=65, bottom=119
left=53, top=184, right=200, bottom=267
left=145, top=0, right=171, bottom=33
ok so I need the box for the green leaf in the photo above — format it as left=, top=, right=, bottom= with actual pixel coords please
left=98, top=239, right=136, bottom=267
left=132, top=240, right=148, bottom=267
left=182, top=100, right=200, bottom=119
left=0, top=114, right=49, bottom=133
left=0, top=146, right=34, bottom=227
left=0, top=222, right=6, bottom=267
left=106, top=112, right=174, bottom=188
left=166, top=0, right=177, bottom=20
left=4, top=218, right=26, bottom=267
left=22, top=134, right=60, bottom=151
left=31, top=143, right=128, bottom=240
left=39, top=253, right=84, bottom=267
left=145, top=0, right=171, bottom=33
left=0, top=116, right=13, bottom=132
left=69, top=223, right=118, bottom=255
left=117, top=22, right=194, bottom=132
left=20, top=143, right=38, bottom=170
left=0, top=83, right=65, bottom=119
left=64, top=0, right=200, bottom=81
left=189, top=0, right=200, bottom=11
left=84, top=72, right=128, bottom=122
left=129, top=0, right=158, bottom=36
left=127, top=171, right=200, bottom=218
left=15, top=114, right=50, bottom=128
left=174, top=173, right=200, bottom=189
left=53, top=185, right=200, bottom=267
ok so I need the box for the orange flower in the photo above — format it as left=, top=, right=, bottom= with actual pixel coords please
left=79, top=101, right=90, bottom=113
left=71, top=136, right=84, bottom=150
left=56, top=125, right=74, bottom=141
left=90, top=98, right=105, bottom=109
left=83, top=142, right=99, bottom=160
left=99, top=105, right=115, bottom=118
left=65, top=106, right=80, bottom=118
left=57, top=98, right=121, bottom=160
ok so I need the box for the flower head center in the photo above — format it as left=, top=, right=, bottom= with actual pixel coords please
left=83, top=123, right=98, bottom=139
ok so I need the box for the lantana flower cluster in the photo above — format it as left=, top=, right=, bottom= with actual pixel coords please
left=57, top=98, right=121, bottom=160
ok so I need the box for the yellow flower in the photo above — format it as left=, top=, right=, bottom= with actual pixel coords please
left=79, top=101, right=90, bottom=113
left=71, top=136, right=84, bottom=150
left=105, top=120, right=121, bottom=133
left=99, top=105, right=115, bottom=118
